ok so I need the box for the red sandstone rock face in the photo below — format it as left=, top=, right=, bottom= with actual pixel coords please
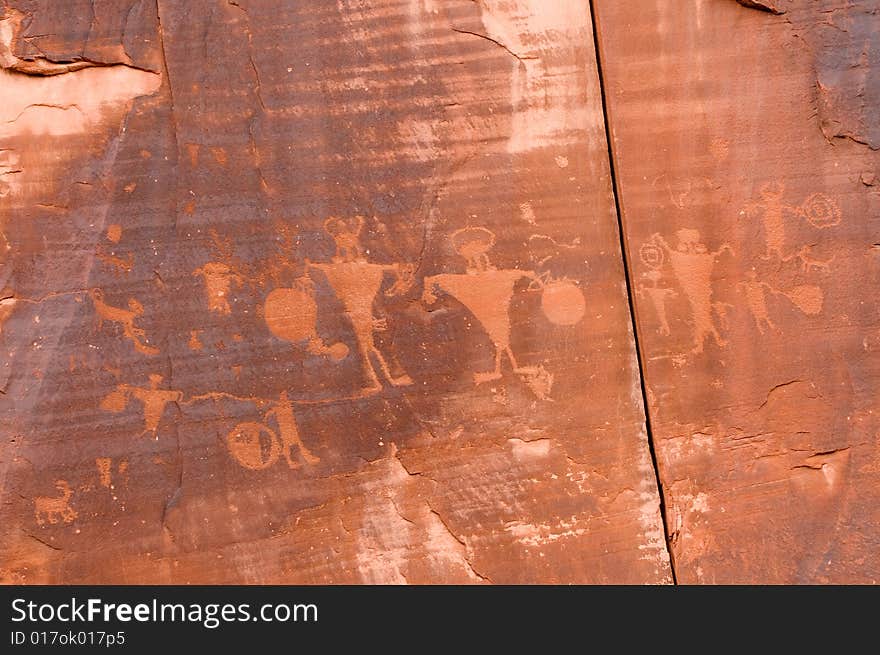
left=0, top=1, right=669, bottom=584
left=1, top=0, right=876, bottom=586
left=594, top=0, right=879, bottom=583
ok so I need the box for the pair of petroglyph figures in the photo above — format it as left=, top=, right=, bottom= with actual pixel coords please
left=638, top=182, right=839, bottom=354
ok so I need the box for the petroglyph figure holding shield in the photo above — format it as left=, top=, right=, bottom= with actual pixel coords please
left=423, top=227, right=585, bottom=399
left=100, top=374, right=182, bottom=439
left=644, top=229, right=733, bottom=354
left=742, top=181, right=840, bottom=265
left=306, top=216, right=416, bottom=394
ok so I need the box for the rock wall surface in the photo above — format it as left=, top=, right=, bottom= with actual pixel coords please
left=594, top=0, right=879, bottom=583
left=0, top=0, right=669, bottom=584
left=0, top=0, right=876, bottom=585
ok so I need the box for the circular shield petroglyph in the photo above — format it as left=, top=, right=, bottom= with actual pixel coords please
left=639, top=242, right=665, bottom=269
left=226, top=422, right=281, bottom=470
left=785, top=285, right=824, bottom=315
left=264, top=287, right=319, bottom=343
left=541, top=279, right=586, bottom=326
left=802, top=193, right=841, bottom=229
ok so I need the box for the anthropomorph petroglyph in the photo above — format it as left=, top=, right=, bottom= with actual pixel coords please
left=34, top=480, right=77, bottom=526
left=738, top=271, right=777, bottom=334
left=643, top=230, right=733, bottom=354
left=305, top=216, right=415, bottom=394
left=738, top=271, right=824, bottom=334
left=100, top=374, right=182, bottom=439
left=742, top=182, right=841, bottom=262
left=423, top=227, right=585, bottom=398
left=193, top=230, right=245, bottom=315
left=637, top=268, right=677, bottom=336
left=89, top=289, right=159, bottom=355
left=226, top=391, right=319, bottom=470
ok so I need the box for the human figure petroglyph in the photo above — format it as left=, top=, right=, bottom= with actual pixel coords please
left=193, top=230, right=245, bottom=315
left=738, top=271, right=777, bottom=334
left=422, top=227, right=581, bottom=398
left=34, top=480, right=77, bottom=526
left=193, top=262, right=245, bottom=314
left=100, top=374, right=182, bottom=439
left=744, top=182, right=803, bottom=260
left=743, top=182, right=842, bottom=260
left=89, top=289, right=159, bottom=355
left=638, top=269, right=677, bottom=337
left=226, top=391, right=319, bottom=471
left=306, top=216, right=415, bottom=394
left=423, top=227, right=537, bottom=385
left=737, top=270, right=825, bottom=334
left=647, top=230, right=733, bottom=354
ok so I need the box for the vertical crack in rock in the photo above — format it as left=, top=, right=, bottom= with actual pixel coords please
left=228, top=1, right=270, bottom=195
left=154, top=0, right=183, bottom=546
left=228, top=1, right=267, bottom=112
left=588, top=0, right=678, bottom=583
left=154, top=0, right=179, bottom=161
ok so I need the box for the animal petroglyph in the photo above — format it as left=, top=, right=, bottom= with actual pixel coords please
left=226, top=392, right=319, bottom=470
left=96, top=224, right=133, bottom=273
left=89, top=289, right=159, bottom=355
left=34, top=480, right=77, bottom=526
left=100, top=374, right=182, bottom=439
left=788, top=245, right=833, bottom=273
left=306, top=216, right=415, bottom=394
left=423, top=227, right=585, bottom=398
left=743, top=182, right=841, bottom=260
left=644, top=230, right=733, bottom=354
left=96, top=250, right=134, bottom=274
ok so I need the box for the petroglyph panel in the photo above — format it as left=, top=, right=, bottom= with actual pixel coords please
left=0, top=1, right=668, bottom=584
left=594, top=0, right=879, bottom=583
